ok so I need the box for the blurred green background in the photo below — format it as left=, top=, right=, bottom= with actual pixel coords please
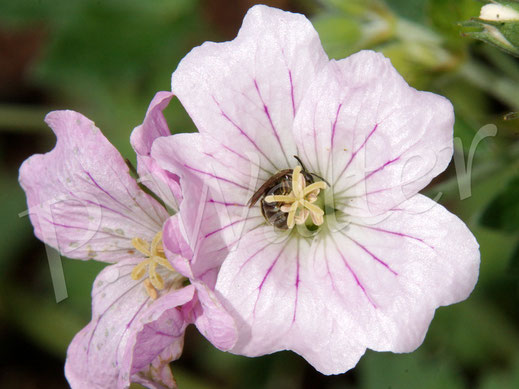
left=1, top=0, right=518, bottom=388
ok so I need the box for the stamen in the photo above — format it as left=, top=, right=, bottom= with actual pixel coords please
left=292, top=166, right=303, bottom=197
left=302, top=200, right=324, bottom=217
left=143, top=279, right=158, bottom=300
left=152, top=255, right=176, bottom=272
left=131, top=258, right=151, bottom=280
left=303, top=182, right=327, bottom=196
left=148, top=262, right=164, bottom=290
left=131, top=237, right=150, bottom=256
left=130, top=230, right=177, bottom=299
left=265, top=195, right=295, bottom=203
left=150, top=231, right=162, bottom=255
left=310, top=210, right=324, bottom=226
left=294, top=208, right=309, bottom=225
left=306, top=192, right=318, bottom=203
left=286, top=201, right=299, bottom=229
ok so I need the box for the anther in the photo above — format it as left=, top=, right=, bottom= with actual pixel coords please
left=130, top=231, right=177, bottom=299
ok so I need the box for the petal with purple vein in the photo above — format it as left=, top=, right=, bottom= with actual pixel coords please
left=19, top=110, right=168, bottom=263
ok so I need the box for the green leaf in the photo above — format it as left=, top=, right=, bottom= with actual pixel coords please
left=507, top=240, right=519, bottom=274
left=313, top=0, right=396, bottom=59
left=427, top=296, right=519, bottom=368
left=0, top=283, right=85, bottom=357
left=428, top=0, right=482, bottom=47
left=360, top=349, right=464, bottom=389
left=473, top=226, right=519, bottom=284
left=480, top=174, right=519, bottom=232
left=387, top=0, right=428, bottom=22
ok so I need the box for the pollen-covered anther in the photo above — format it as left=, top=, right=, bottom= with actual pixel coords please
left=265, top=165, right=327, bottom=229
left=130, top=231, right=176, bottom=299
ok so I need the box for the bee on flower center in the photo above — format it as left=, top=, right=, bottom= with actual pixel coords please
left=248, top=157, right=328, bottom=230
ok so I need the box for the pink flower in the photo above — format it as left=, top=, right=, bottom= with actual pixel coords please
left=19, top=92, right=236, bottom=388
left=151, top=5, right=480, bottom=374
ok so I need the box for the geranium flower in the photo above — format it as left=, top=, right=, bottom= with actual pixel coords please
left=151, top=5, right=480, bottom=374
left=19, top=92, right=237, bottom=388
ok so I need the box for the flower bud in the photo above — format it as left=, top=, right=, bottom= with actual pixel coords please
left=462, top=1, right=519, bottom=57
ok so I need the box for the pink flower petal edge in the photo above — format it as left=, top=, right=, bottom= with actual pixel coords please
left=131, top=91, right=182, bottom=211
left=19, top=106, right=237, bottom=387
left=64, top=257, right=195, bottom=388
left=19, top=110, right=168, bottom=263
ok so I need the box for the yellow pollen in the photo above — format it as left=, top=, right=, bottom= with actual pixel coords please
left=130, top=231, right=176, bottom=300
left=265, top=166, right=327, bottom=229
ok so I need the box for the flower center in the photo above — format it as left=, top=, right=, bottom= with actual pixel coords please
left=265, top=166, right=327, bottom=229
left=130, top=231, right=177, bottom=300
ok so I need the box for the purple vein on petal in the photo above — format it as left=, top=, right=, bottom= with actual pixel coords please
left=238, top=240, right=273, bottom=273
left=84, top=171, right=136, bottom=216
left=86, top=278, right=146, bottom=358
left=204, top=216, right=261, bottom=239
left=331, top=236, right=377, bottom=309
left=330, top=103, right=343, bottom=149
left=364, top=187, right=392, bottom=196
left=77, top=174, right=157, bottom=233
left=252, top=240, right=289, bottom=317
left=43, top=217, right=129, bottom=240
left=207, top=222, right=265, bottom=259
left=212, top=96, right=278, bottom=171
left=322, top=237, right=361, bottom=306
left=326, top=103, right=344, bottom=180
left=183, top=164, right=248, bottom=190
left=296, top=118, right=318, bottom=175
left=322, top=239, right=339, bottom=295
left=340, top=231, right=398, bottom=276
left=351, top=222, right=435, bottom=249
left=292, top=239, right=301, bottom=324
left=288, top=70, right=295, bottom=118
left=344, top=156, right=400, bottom=194
left=208, top=199, right=247, bottom=207
left=108, top=165, right=165, bottom=228
left=94, top=270, right=134, bottom=294
left=84, top=198, right=157, bottom=234
left=151, top=329, right=177, bottom=339
left=114, top=297, right=150, bottom=367
left=253, top=79, right=290, bottom=167
left=221, top=144, right=272, bottom=176
left=333, top=123, right=379, bottom=186
left=312, top=107, right=322, bottom=174
left=202, top=151, right=255, bottom=183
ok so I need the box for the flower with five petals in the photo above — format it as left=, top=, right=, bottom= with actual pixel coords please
left=152, top=5, right=480, bottom=374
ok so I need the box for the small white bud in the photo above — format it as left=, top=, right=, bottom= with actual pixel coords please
left=480, top=3, right=519, bottom=21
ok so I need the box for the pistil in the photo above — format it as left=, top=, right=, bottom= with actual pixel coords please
left=265, top=166, right=327, bottom=229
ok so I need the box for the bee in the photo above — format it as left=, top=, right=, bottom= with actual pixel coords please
left=248, top=156, right=325, bottom=230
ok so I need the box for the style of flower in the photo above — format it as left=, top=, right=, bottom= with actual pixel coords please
left=19, top=92, right=236, bottom=389
left=151, top=5, right=481, bottom=374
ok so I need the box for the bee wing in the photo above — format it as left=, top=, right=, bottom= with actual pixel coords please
left=248, top=169, right=292, bottom=207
